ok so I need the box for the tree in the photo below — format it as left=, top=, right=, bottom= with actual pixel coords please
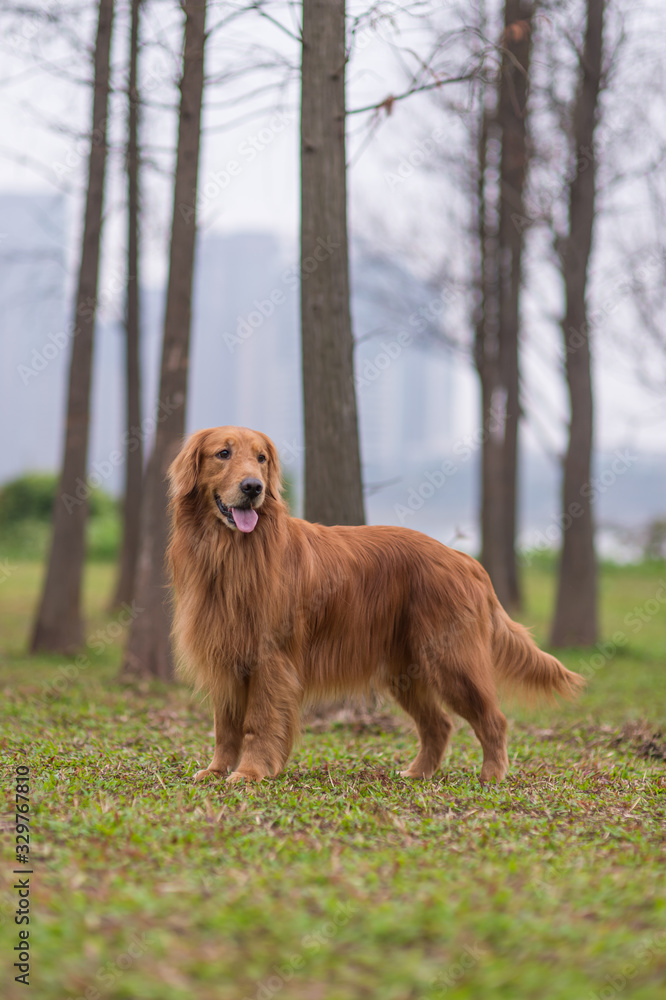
left=468, top=2, right=534, bottom=611
left=111, top=0, right=143, bottom=611
left=300, top=0, right=365, bottom=527
left=473, top=94, right=512, bottom=610
left=122, top=0, right=207, bottom=679
left=347, top=6, right=531, bottom=605
left=31, top=0, right=115, bottom=654
left=497, top=2, right=533, bottom=610
left=550, top=0, right=605, bottom=647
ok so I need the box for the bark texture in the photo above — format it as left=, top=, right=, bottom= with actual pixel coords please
left=472, top=2, right=533, bottom=611
left=474, top=106, right=511, bottom=609
left=551, top=0, right=604, bottom=647
left=112, top=0, right=143, bottom=611
left=300, top=0, right=365, bottom=527
left=122, top=0, right=206, bottom=679
left=497, top=2, right=533, bottom=610
left=31, top=0, right=115, bottom=653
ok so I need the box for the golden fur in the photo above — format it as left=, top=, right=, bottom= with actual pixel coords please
left=167, top=426, right=584, bottom=784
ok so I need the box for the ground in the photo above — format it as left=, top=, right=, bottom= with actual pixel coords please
left=1, top=559, right=665, bottom=1000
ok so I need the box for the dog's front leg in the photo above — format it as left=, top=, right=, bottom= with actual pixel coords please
left=227, top=657, right=301, bottom=784
left=194, top=687, right=247, bottom=782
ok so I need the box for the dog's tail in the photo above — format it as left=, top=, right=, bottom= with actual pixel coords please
left=491, top=603, right=584, bottom=701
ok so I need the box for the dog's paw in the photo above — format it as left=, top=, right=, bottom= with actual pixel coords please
left=226, top=769, right=264, bottom=785
left=399, top=767, right=432, bottom=779
left=193, top=767, right=225, bottom=783
left=479, top=763, right=507, bottom=784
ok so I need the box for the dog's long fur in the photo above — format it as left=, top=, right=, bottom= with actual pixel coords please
left=167, top=426, right=584, bottom=784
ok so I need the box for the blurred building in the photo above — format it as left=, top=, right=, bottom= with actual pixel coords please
left=1, top=202, right=662, bottom=551
left=0, top=193, right=68, bottom=481
left=190, top=231, right=301, bottom=458
left=350, top=241, right=458, bottom=476
left=189, top=232, right=462, bottom=490
left=0, top=208, right=461, bottom=490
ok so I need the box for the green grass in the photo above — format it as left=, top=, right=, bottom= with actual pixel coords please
left=1, top=560, right=665, bottom=1000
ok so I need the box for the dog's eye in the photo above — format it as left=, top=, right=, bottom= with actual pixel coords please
left=257, top=454, right=267, bottom=464
left=216, top=449, right=230, bottom=460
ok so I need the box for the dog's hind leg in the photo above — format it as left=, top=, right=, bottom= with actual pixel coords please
left=391, top=679, right=453, bottom=779
left=438, top=659, right=508, bottom=783
left=194, top=685, right=247, bottom=782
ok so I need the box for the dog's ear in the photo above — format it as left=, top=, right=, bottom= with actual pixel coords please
left=168, top=430, right=209, bottom=499
left=261, top=433, right=283, bottom=500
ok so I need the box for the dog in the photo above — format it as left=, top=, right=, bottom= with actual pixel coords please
left=167, top=425, right=583, bottom=785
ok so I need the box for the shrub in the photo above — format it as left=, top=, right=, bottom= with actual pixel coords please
left=0, top=472, right=120, bottom=561
left=0, top=472, right=117, bottom=525
left=0, top=472, right=59, bottom=524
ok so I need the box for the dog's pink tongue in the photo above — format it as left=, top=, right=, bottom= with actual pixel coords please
left=231, top=507, right=258, bottom=533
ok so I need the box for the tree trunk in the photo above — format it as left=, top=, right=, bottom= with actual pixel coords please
left=122, top=0, right=206, bottom=679
left=497, top=1, right=533, bottom=611
left=111, top=0, right=143, bottom=611
left=473, top=98, right=511, bottom=608
left=30, top=0, right=115, bottom=654
left=479, top=372, right=511, bottom=606
left=550, top=0, right=604, bottom=647
left=301, top=0, right=365, bottom=526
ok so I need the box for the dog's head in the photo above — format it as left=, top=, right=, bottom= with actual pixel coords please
left=168, top=426, right=282, bottom=533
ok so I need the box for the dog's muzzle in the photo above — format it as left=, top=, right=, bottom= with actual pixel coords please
left=214, top=493, right=259, bottom=533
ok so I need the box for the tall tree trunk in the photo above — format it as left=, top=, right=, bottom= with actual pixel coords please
left=550, top=0, right=604, bottom=647
left=301, top=0, right=365, bottom=526
left=497, top=1, right=533, bottom=611
left=479, top=375, right=511, bottom=605
left=473, top=104, right=511, bottom=608
left=111, top=0, right=143, bottom=611
left=30, top=0, right=115, bottom=654
left=122, top=0, right=206, bottom=679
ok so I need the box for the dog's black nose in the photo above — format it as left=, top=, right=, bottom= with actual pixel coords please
left=240, top=477, right=263, bottom=498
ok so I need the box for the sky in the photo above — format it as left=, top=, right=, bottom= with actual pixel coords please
left=1, top=0, right=665, bottom=465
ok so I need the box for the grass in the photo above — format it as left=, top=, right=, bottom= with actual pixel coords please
left=1, top=558, right=665, bottom=1000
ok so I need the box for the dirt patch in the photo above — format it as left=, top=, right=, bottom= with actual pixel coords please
left=609, top=720, right=666, bottom=761
left=305, top=699, right=404, bottom=734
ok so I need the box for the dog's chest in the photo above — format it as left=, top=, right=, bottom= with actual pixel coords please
left=180, top=571, right=273, bottom=664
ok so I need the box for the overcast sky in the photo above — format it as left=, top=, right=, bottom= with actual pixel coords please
left=1, top=0, right=665, bottom=460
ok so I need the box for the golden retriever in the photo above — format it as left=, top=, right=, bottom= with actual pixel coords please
left=167, top=425, right=583, bottom=785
